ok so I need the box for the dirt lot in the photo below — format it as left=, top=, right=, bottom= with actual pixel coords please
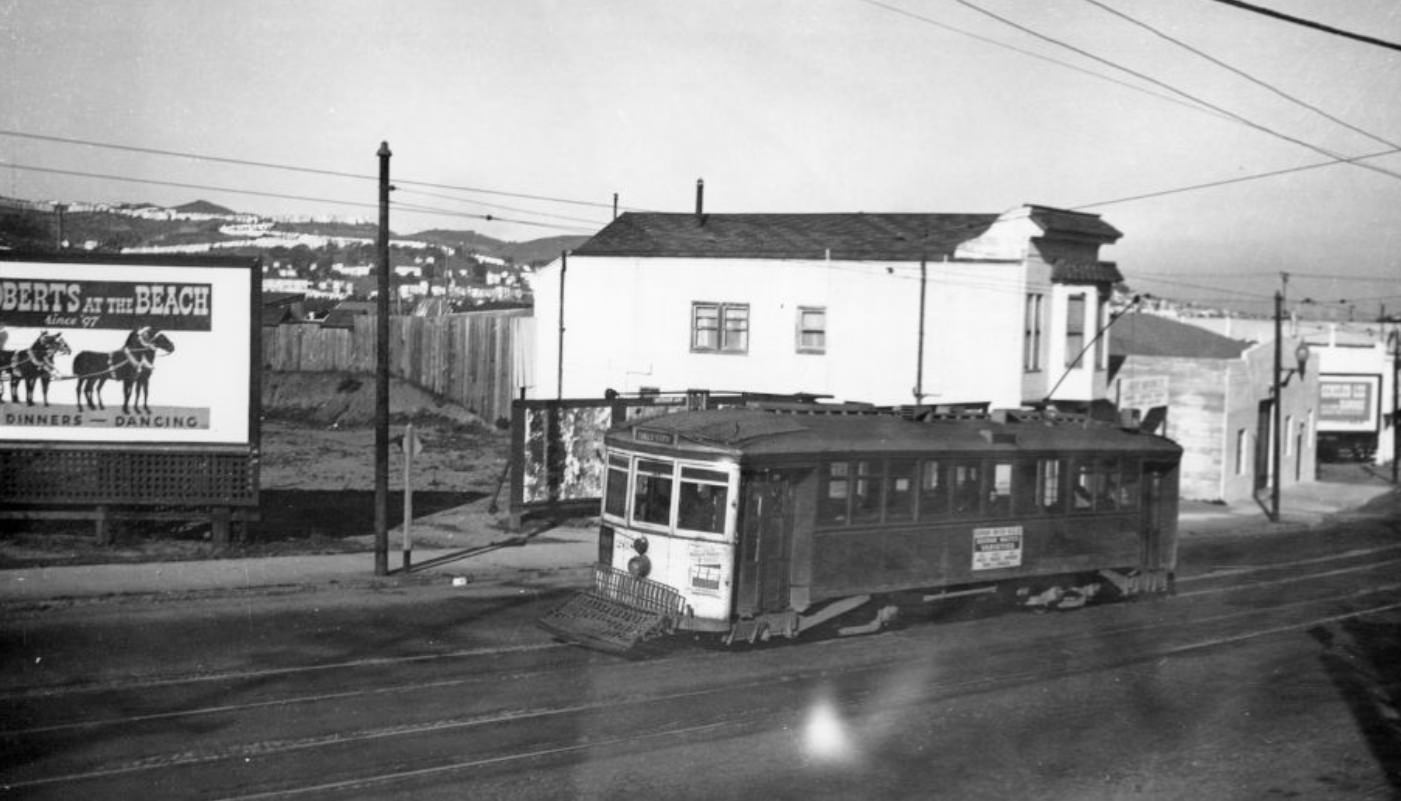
left=0, top=372, right=511, bottom=567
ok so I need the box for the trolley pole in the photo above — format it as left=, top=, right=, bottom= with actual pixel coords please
left=374, top=141, right=392, bottom=576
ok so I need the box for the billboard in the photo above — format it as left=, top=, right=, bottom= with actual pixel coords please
left=1317, top=374, right=1380, bottom=433
left=0, top=255, right=255, bottom=445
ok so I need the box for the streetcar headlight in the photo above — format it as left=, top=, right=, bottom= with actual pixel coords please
left=627, top=554, right=652, bottom=578
left=632, top=536, right=648, bottom=555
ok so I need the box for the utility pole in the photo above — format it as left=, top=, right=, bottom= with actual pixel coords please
left=374, top=141, right=392, bottom=576
left=914, top=253, right=926, bottom=404
left=557, top=250, right=567, bottom=400
left=53, top=203, right=66, bottom=250
left=1390, top=328, right=1400, bottom=485
left=1271, top=289, right=1283, bottom=522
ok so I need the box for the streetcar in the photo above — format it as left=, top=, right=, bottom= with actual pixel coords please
left=539, top=404, right=1182, bottom=653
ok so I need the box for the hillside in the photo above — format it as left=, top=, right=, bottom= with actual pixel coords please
left=0, top=195, right=592, bottom=264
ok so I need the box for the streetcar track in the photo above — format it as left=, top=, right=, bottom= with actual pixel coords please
left=7, top=549, right=1400, bottom=741
left=0, top=641, right=567, bottom=703
left=199, top=595, right=1401, bottom=801
left=8, top=579, right=1401, bottom=794
left=1176, top=543, right=1401, bottom=583
left=8, top=541, right=1394, bottom=706
left=1175, top=556, right=1401, bottom=598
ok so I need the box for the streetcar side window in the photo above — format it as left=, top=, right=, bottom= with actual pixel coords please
left=918, top=460, right=948, bottom=519
left=818, top=461, right=850, bottom=525
left=852, top=460, right=883, bottom=524
left=1095, top=458, right=1126, bottom=512
left=633, top=458, right=674, bottom=527
left=604, top=454, right=629, bottom=518
left=1038, top=458, right=1065, bottom=514
left=1073, top=459, right=1130, bottom=513
left=951, top=462, right=983, bottom=517
left=887, top=459, right=916, bottom=522
left=988, top=461, right=1013, bottom=517
left=678, top=466, right=729, bottom=534
left=1014, top=460, right=1040, bottom=515
left=1119, top=462, right=1142, bottom=511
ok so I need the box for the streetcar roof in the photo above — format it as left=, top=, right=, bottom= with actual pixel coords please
left=608, top=408, right=1182, bottom=458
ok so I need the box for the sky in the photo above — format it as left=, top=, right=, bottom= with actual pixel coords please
left=2, top=0, right=1400, bottom=316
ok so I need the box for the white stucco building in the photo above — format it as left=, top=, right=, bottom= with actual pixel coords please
left=529, top=203, right=1123, bottom=408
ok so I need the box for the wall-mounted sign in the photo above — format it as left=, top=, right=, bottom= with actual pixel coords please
left=1117, top=375, right=1169, bottom=411
left=0, top=257, right=254, bottom=445
left=1318, top=374, right=1380, bottom=433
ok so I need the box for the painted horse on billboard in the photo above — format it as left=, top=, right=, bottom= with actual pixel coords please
left=0, top=330, right=71, bottom=407
left=73, top=327, right=176, bottom=415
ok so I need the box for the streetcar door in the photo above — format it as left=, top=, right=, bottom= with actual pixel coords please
left=737, top=470, right=795, bottom=615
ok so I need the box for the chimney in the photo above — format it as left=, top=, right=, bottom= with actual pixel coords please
left=695, top=178, right=705, bottom=217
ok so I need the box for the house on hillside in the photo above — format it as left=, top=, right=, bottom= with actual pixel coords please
left=261, top=292, right=307, bottom=326
left=1109, top=312, right=1317, bottom=504
left=530, top=203, right=1123, bottom=408
left=321, top=300, right=376, bottom=330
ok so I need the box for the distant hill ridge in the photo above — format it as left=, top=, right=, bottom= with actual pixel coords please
left=0, top=194, right=590, bottom=262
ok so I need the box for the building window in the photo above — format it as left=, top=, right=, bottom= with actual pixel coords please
left=796, top=306, right=826, bottom=354
left=1236, top=429, right=1249, bottom=475
left=692, top=302, right=749, bottom=353
left=1065, top=293, right=1086, bottom=368
left=1024, top=293, right=1044, bottom=372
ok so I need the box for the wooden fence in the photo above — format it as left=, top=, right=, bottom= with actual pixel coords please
left=262, top=310, right=534, bottom=424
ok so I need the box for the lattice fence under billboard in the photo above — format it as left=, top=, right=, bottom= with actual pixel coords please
left=0, top=449, right=257, bottom=506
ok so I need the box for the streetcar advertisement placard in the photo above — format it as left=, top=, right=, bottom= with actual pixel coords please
left=0, top=258, right=252, bottom=444
left=972, top=525, right=1023, bottom=570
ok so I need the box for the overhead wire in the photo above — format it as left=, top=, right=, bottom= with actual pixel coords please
left=1082, top=0, right=1401, bottom=150
left=1206, top=0, right=1401, bottom=53
left=0, top=128, right=628, bottom=215
left=854, top=0, right=1230, bottom=120
left=950, top=0, right=1401, bottom=183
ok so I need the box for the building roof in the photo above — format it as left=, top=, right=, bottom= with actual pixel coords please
left=261, top=291, right=306, bottom=307
left=321, top=300, right=376, bottom=329
left=573, top=212, right=1002, bottom=261
left=1026, top=205, right=1123, bottom=242
left=1110, top=312, right=1253, bottom=359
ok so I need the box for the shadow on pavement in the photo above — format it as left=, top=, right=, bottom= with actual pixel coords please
left=1311, top=620, right=1401, bottom=795
left=255, top=489, right=487, bottom=541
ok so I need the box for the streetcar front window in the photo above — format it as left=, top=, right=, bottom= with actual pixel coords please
left=604, top=454, right=629, bottom=518
left=678, top=466, right=729, bottom=533
left=632, top=458, right=674, bottom=526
